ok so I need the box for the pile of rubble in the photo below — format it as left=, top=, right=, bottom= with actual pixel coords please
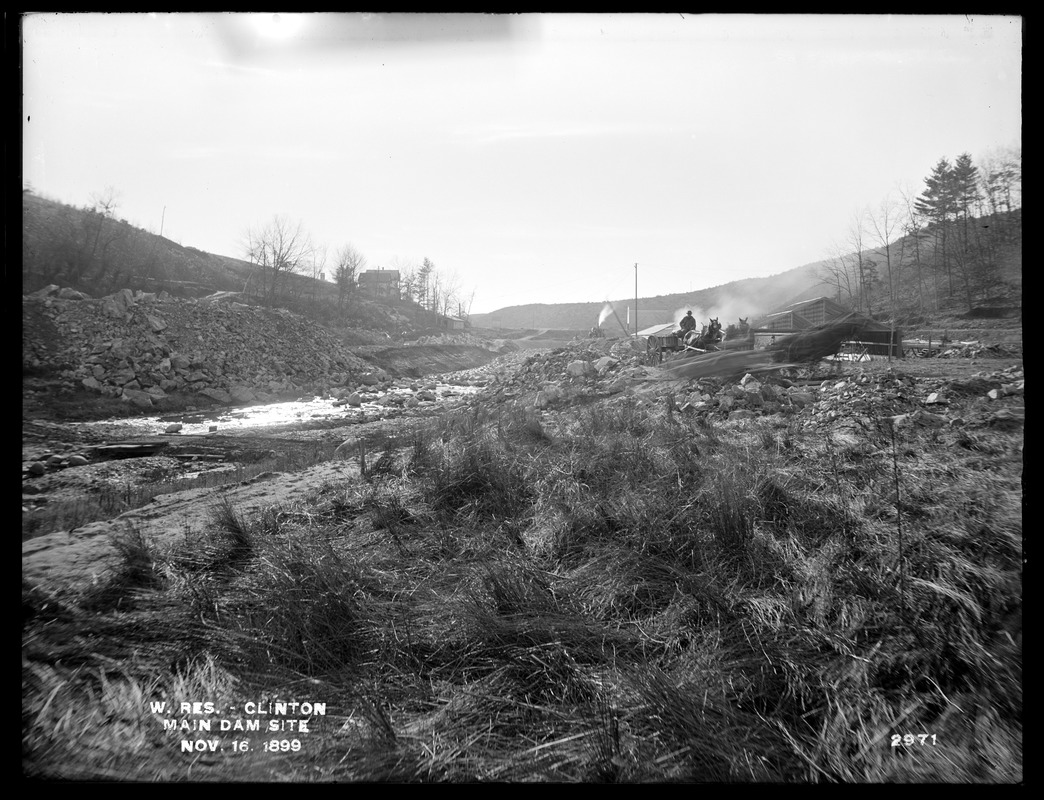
left=468, top=337, right=651, bottom=405
left=23, top=286, right=377, bottom=409
left=939, top=342, right=1020, bottom=359
left=462, top=339, right=1025, bottom=434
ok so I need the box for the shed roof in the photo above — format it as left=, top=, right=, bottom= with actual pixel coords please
left=786, top=296, right=849, bottom=316
left=638, top=323, right=678, bottom=337
left=757, top=310, right=814, bottom=330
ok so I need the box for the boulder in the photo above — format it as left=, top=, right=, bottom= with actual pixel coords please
left=565, top=360, right=594, bottom=378
left=101, top=298, right=125, bottom=319
left=121, top=388, right=154, bottom=409
left=229, top=386, right=257, bottom=404
left=789, top=392, right=815, bottom=408
left=200, top=387, right=232, bottom=405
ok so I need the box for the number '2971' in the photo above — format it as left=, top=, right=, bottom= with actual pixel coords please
left=891, top=734, right=937, bottom=747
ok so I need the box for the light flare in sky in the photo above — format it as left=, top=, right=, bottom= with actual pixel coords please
left=247, top=13, right=308, bottom=41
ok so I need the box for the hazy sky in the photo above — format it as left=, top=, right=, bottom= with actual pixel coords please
left=21, top=13, right=1022, bottom=314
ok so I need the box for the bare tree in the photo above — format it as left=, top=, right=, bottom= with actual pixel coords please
left=334, top=243, right=367, bottom=310
left=435, top=268, right=462, bottom=317
left=389, top=255, right=418, bottom=303
left=979, top=145, right=1021, bottom=218
left=244, top=215, right=313, bottom=306
left=865, top=191, right=912, bottom=318
left=819, top=244, right=857, bottom=307
left=82, top=186, right=128, bottom=288
left=459, top=289, right=476, bottom=320
left=898, top=182, right=934, bottom=312
left=846, top=209, right=878, bottom=316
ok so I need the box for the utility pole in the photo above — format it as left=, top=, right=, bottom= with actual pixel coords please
left=634, top=262, right=638, bottom=338
left=160, top=206, right=166, bottom=238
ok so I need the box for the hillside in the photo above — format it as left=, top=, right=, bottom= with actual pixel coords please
left=471, top=208, right=1022, bottom=333
left=21, top=191, right=445, bottom=340
left=469, top=264, right=832, bottom=332
left=22, top=190, right=257, bottom=298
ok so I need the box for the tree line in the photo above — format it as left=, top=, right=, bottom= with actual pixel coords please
left=819, top=145, right=1021, bottom=319
left=243, top=215, right=473, bottom=322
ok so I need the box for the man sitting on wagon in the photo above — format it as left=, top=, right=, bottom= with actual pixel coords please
left=677, top=310, right=697, bottom=339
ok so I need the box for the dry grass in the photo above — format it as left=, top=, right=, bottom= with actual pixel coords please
left=23, top=388, right=1022, bottom=782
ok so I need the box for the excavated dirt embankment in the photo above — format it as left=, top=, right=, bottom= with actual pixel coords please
left=22, top=288, right=504, bottom=408
left=359, top=344, right=503, bottom=377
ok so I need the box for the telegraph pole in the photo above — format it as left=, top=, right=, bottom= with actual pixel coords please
left=160, top=206, right=166, bottom=238
left=634, top=262, right=638, bottom=338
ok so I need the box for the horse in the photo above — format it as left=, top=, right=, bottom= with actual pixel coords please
left=683, top=319, right=725, bottom=351
left=722, top=317, right=754, bottom=350
left=707, top=317, right=722, bottom=342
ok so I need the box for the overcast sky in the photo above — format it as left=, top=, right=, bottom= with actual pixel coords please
left=22, top=13, right=1022, bottom=314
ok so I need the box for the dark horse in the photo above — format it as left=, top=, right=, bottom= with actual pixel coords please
left=683, top=317, right=724, bottom=350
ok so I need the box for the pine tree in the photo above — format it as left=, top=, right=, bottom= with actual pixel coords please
left=915, top=158, right=957, bottom=300
left=416, top=258, right=435, bottom=312
left=949, top=153, right=982, bottom=311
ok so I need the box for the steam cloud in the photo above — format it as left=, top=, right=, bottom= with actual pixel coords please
left=673, top=294, right=764, bottom=329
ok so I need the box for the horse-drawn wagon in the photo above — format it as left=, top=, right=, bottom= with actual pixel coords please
left=642, top=317, right=731, bottom=364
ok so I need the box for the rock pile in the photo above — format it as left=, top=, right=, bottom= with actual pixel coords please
left=24, top=286, right=376, bottom=409
left=940, top=342, right=1020, bottom=359
left=472, top=337, right=651, bottom=407
left=463, top=338, right=1025, bottom=435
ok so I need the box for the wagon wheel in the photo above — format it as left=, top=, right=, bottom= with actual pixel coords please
left=646, top=335, right=663, bottom=364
